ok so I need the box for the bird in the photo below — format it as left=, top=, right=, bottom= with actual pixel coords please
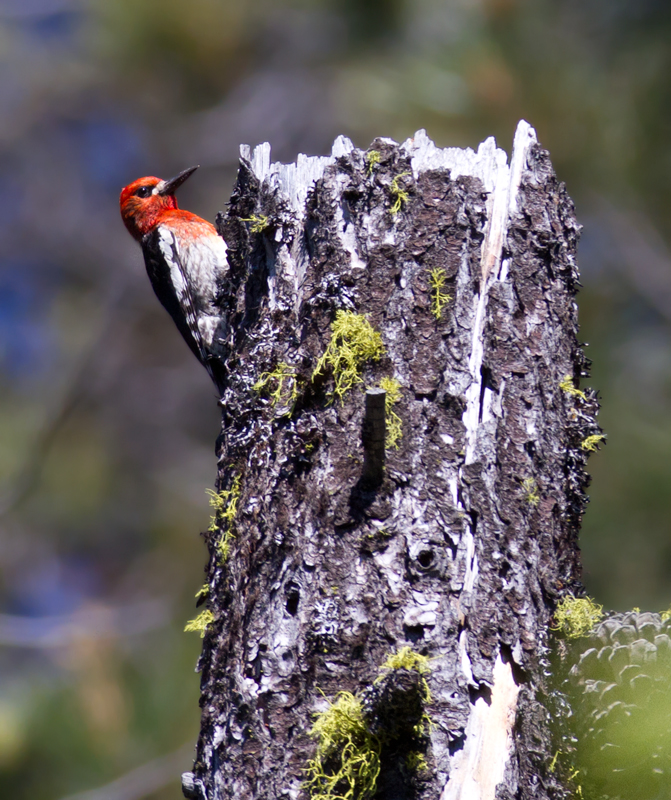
left=120, top=166, right=228, bottom=390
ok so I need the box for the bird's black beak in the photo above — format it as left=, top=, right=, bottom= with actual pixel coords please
left=158, top=165, right=199, bottom=196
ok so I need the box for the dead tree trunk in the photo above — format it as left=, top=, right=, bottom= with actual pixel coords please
left=182, top=121, right=598, bottom=800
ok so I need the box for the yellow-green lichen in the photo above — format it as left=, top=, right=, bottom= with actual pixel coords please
left=405, top=752, right=428, bottom=772
left=379, top=376, right=402, bottom=450
left=253, top=362, right=300, bottom=415
left=184, top=609, right=215, bottom=638
left=304, top=692, right=381, bottom=800
left=559, top=375, right=587, bottom=402
left=547, top=751, right=584, bottom=798
left=366, top=150, right=381, bottom=176
left=207, top=474, right=242, bottom=563
left=312, top=311, right=385, bottom=403
left=661, top=606, right=671, bottom=622
left=379, top=646, right=431, bottom=677
left=390, top=172, right=411, bottom=214
left=568, top=769, right=583, bottom=799
left=429, top=268, right=452, bottom=320
left=522, top=477, right=540, bottom=507
left=195, top=584, right=210, bottom=601
left=305, top=648, right=433, bottom=799
left=580, top=434, right=606, bottom=452
left=377, top=646, right=433, bottom=734
left=239, top=214, right=269, bottom=233
left=552, top=596, right=604, bottom=639
left=217, top=533, right=234, bottom=564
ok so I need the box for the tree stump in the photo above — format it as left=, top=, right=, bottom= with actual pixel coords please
left=182, top=120, right=599, bottom=800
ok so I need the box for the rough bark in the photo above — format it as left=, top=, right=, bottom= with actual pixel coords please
left=182, top=121, right=598, bottom=800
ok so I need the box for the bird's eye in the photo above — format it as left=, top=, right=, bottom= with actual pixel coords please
left=135, top=186, right=153, bottom=198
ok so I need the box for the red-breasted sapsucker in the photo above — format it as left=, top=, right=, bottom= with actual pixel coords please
left=120, top=166, right=228, bottom=389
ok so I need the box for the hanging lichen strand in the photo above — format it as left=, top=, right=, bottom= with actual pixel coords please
left=312, top=310, right=385, bottom=403
left=304, top=648, right=433, bottom=800
left=183, top=124, right=595, bottom=800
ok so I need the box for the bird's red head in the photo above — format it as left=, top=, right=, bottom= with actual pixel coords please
left=120, top=166, right=199, bottom=241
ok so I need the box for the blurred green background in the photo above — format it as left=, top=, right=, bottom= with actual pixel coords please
left=1, top=0, right=671, bottom=797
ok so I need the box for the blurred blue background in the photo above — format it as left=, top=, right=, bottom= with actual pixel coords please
left=2, top=0, right=671, bottom=797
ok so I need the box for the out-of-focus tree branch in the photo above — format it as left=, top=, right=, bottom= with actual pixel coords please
left=56, top=743, right=193, bottom=800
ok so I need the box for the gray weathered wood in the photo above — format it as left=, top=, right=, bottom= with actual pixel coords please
left=182, top=120, right=598, bottom=800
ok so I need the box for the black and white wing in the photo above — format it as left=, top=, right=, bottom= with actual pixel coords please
left=141, top=225, right=207, bottom=365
